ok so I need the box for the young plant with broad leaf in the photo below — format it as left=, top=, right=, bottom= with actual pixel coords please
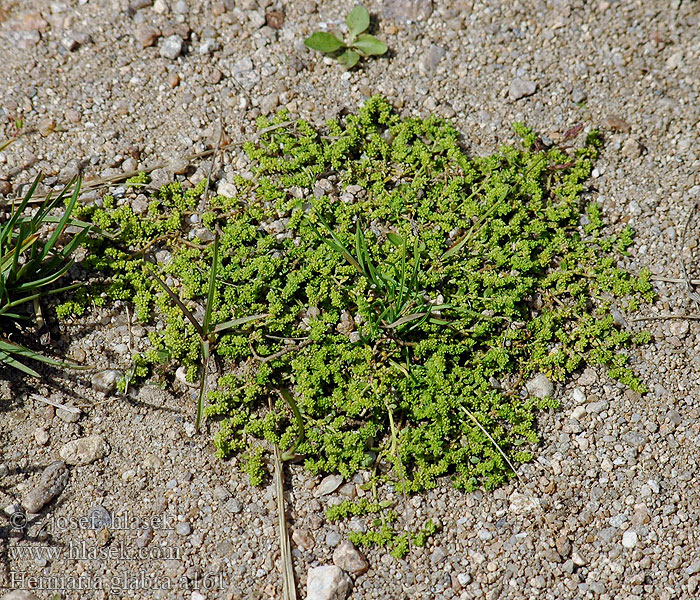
left=304, top=4, right=387, bottom=69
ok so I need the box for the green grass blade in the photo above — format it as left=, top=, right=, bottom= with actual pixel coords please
left=213, top=313, right=268, bottom=334
left=395, top=236, right=407, bottom=313
left=0, top=349, right=41, bottom=377
left=4, top=174, right=41, bottom=236
left=0, top=282, right=83, bottom=315
left=279, top=387, right=306, bottom=459
left=195, top=355, right=208, bottom=430
left=202, top=232, right=219, bottom=336
left=313, top=216, right=363, bottom=274
left=0, top=339, right=84, bottom=370
left=441, top=185, right=510, bottom=262
left=148, top=266, right=205, bottom=339
left=354, top=222, right=365, bottom=274
left=57, top=226, right=91, bottom=260
left=39, top=177, right=82, bottom=262
left=13, top=260, right=73, bottom=292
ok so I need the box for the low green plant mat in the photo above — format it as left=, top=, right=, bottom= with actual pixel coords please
left=71, top=96, right=652, bottom=516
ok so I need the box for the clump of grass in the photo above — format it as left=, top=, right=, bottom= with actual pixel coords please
left=0, top=175, right=91, bottom=377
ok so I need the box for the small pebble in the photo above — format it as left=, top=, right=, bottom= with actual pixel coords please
left=34, top=427, right=50, bottom=445
left=313, top=474, right=343, bottom=497
left=21, top=461, right=69, bottom=513
left=59, top=435, right=110, bottom=466
left=135, top=23, right=160, bottom=47
left=509, top=78, right=537, bottom=101
left=306, top=565, right=351, bottom=600
left=160, top=34, right=184, bottom=59
left=91, top=369, right=121, bottom=393
left=621, top=530, right=638, bottom=548
left=333, top=540, right=369, bottom=575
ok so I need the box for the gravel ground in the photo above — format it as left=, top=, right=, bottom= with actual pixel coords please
left=2, top=0, right=700, bottom=599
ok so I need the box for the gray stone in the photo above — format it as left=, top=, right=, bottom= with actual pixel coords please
left=160, top=35, right=184, bottom=59
left=687, top=560, right=700, bottom=575
left=88, top=505, right=112, bottom=529
left=621, top=138, right=643, bottom=159
left=61, top=35, right=79, bottom=51
left=132, top=195, right=149, bottom=215
left=384, top=0, right=433, bottom=21
left=457, top=573, right=472, bottom=586
left=586, top=399, right=609, bottom=414
left=59, top=435, right=110, bottom=465
left=509, top=78, right=537, bottom=101
left=525, top=374, right=553, bottom=399
left=571, top=87, right=587, bottom=103
left=260, top=93, right=279, bottom=114
left=172, top=0, right=188, bottom=14
left=198, top=38, right=220, bottom=55
left=306, top=565, right=351, bottom=600
left=421, top=44, right=446, bottom=72
left=314, top=474, right=343, bottom=497
left=622, top=431, right=648, bottom=447
left=232, top=56, right=260, bottom=91
left=135, top=527, right=154, bottom=548
left=292, top=528, right=315, bottom=550
left=91, top=369, right=121, bottom=393
left=21, top=461, right=69, bottom=513
left=597, top=527, right=616, bottom=543
left=555, top=536, right=571, bottom=558
left=609, top=514, right=627, bottom=528
left=57, top=406, right=81, bottom=423
left=248, top=10, right=266, bottom=29
left=213, top=485, right=230, bottom=501
left=431, top=546, right=447, bottom=565
left=176, top=522, right=191, bottom=536
left=326, top=530, right=341, bottom=547
left=332, top=540, right=368, bottom=575
left=224, top=498, right=242, bottom=514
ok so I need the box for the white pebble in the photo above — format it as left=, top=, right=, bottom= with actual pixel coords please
left=622, top=530, right=638, bottom=548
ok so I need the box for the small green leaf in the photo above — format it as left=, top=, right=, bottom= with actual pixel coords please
left=346, top=4, right=370, bottom=39
left=386, top=233, right=404, bottom=247
left=304, top=32, right=345, bottom=53
left=352, top=34, right=387, bottom=56
left=338, top=48, right=360, bottom=69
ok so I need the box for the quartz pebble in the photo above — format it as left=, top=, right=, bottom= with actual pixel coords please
left=306, top=565, right=351, bottom=600
left=313, top=474, right=343, bottom=497
left=59, top=435, right=110, bottom=465
left=160, top=35, right=184, bottom=59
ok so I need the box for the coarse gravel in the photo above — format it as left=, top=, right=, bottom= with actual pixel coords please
left=1, top=1, right=700, bottom=599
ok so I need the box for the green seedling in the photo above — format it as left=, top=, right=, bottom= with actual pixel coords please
left=0, top=175, right=91, bottom=377
left=304, top=4, right=387, bottom=68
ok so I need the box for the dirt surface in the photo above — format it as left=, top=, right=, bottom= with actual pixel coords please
left=2, top=0, right=700, bottom=599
